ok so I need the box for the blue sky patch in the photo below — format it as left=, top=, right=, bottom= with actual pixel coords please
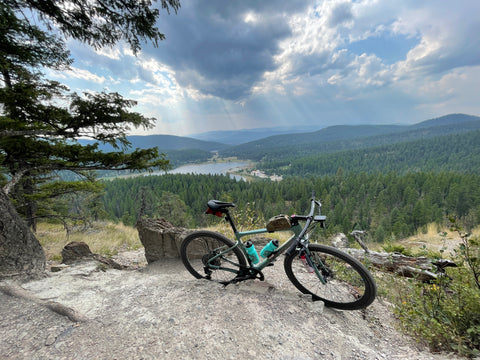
left=347, top=34, right=420, bottom=64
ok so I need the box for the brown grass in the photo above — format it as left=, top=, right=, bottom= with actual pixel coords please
left=36, top=222, right=142, bottom=261
left=37, top=219, right=480, bottom=262
left=397, top=223, right=480, bottom=256
left=36, top=220, right=292, bottom=262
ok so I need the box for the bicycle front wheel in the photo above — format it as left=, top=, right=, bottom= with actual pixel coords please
left=180, top=231, right=246, bottom=284
left=284, top=244, right=376, bottom=310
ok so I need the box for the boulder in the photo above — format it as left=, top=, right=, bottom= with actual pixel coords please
left=62, top=241, right=93, bottom=264
left=136, top=218, right=191, bottom=263
left=61, top=241, right=126, bottom=270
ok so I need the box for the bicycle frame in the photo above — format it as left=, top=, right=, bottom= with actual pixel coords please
left=209, top=196, right=328, bottom=284
left=234, top=223, right=302, bottom=270
left=182, top=192, right=377, bottom=309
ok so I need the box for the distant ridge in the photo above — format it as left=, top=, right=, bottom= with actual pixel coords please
left=219, top=113, right=480, bottom=160
left=79, top=134, right=227, bottom=152
left=411, top=113, right=480, bottom=129
left=79, top=113, right=480, bottom=157
left=189, top=126, right=319, bottom=145
left=125, top=135, right=227, bottom=151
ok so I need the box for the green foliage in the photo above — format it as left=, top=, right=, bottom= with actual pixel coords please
left=1, top=1, right=173, bottom=229
left=257, top=130, right=480, bottom=177
left=450, top=219, right=480, bottom=290
left=6, top=0, right=180, bottom=55
left=125, top=187, right=193, bottom=227
left=155, top=191, right=192, bottom=227
left=101, top=171, right=480, bottom=238
left=381, top=242, right=413, bottom=256
left=232, top=202, right=265, bottom=229
left=391, top=233, right=480, bottom=357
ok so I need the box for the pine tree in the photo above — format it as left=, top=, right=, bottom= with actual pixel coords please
left=0, top=0, right=179, bottom=277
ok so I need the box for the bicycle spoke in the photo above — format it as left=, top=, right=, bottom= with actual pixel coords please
left=285, top=245, right=376, bottom=310
left=181, top=231, right=246, bottom=284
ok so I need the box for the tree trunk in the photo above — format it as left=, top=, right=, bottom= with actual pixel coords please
left=341, top=247, right=438, bottom=282
left=0, top=189, right=45, bottom=278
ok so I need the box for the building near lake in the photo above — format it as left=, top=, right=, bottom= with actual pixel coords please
left=251, top=170, right=283, bottom=181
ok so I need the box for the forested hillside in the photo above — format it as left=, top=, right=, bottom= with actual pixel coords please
left=219, top=114, right=480, bottom=162
left=77, top=114, right=480, bottom=172
left=101, top=172, right=480, bottom=242
left=99, top=114, right=480, bottom=241
left=260, top=130, right=480, bottom=176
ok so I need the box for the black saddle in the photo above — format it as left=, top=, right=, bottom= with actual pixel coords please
left=206, top=200, right=235, bottom=213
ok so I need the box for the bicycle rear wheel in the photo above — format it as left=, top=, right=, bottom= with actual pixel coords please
left=180, top=231, right=246, bottom=284
left=284, top=244, right=376, bottom=310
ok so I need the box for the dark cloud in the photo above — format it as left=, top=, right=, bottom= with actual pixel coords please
left=327, top=1, right=353, bottom=27
left=148, top=1, right=310, bottom=100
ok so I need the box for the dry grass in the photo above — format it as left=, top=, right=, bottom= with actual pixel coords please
left=37, top=219, right=480, bottom=262
left=36, top=220, right=292, bottom=262
left=36, top=222, right=142, bottom=261
left=397, top=222, right=480, bottom=256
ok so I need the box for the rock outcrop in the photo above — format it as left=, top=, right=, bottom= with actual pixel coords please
left=136, top=218, right=191, bottom=262
left=0, top=189, right=45, bottom=279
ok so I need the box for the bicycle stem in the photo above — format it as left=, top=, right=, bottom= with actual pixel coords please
left=285, top=195, right=317, bottom=256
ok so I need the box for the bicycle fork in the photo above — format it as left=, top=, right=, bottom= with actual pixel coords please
left=299, top=248, right=328, bottom=285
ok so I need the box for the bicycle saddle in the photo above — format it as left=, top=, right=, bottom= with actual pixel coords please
left=206, top=200, right=235, bottom=213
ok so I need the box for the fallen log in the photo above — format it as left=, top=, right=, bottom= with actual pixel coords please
left=340, top=247, right=439, bottom=282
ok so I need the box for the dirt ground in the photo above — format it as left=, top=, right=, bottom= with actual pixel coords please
left=0, top=250, right=465, bottom=360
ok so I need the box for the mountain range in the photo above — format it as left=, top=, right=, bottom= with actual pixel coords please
left=219, top=113, right=480, bottom=160
left=189, top=126, right=321, bottom=145
left=82, top=113, right=480, bottom=170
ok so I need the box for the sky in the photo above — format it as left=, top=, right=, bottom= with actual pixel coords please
left=49, top=0, right=480, bottom=137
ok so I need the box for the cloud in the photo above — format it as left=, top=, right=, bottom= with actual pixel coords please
left=255, top=1, right=480, bottom=105
left=63, top=67, right=106, bottom=84
left=143, top=1, right=312, bottom=100
left=55, top=0, right=480, bottom=135
left=326, top=1, right=354, bottom=28
left=392, top=2, right=480, bottom=76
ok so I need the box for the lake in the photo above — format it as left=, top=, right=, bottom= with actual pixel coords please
left=152, top=162, right=249, bottom=180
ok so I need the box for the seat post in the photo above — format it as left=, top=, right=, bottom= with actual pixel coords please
left=224, top=210, right=238, bottom=234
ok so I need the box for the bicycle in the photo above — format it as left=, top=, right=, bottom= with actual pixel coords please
left=180, top=191, right=377, bottom=310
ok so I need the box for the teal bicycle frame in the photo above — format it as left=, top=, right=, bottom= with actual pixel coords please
left=234, top=226, right=301, bottom=269
left=211, top=204, right=328, bottom=284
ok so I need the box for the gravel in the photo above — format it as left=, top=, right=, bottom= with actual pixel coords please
left=0, top=250, right=464, bottom=360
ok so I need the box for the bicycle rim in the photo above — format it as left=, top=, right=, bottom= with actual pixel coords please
left=180, top=231, right=246, bottom=284
left=284, top=244, right=376, bottom=310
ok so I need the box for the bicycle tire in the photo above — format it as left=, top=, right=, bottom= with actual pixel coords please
left=284, top=244, right=376, bottom=310
left=180, top=231, right=246, bottom=284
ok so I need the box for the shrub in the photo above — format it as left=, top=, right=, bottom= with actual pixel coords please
left=382, top=242, right=413, bottom=257
left=391, top=230, right=480, bottom=357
